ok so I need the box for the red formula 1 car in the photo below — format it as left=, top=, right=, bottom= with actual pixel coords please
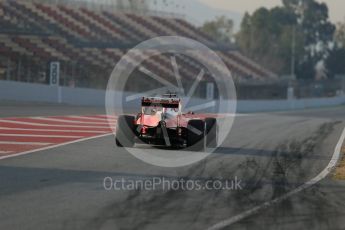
left=115, top=94, right=218, bottom=151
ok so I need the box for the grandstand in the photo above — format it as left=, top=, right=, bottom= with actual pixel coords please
left=0, top=0, right=277, bottom=92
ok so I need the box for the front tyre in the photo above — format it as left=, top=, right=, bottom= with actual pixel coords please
left=116, top=115, right=135, bottom=148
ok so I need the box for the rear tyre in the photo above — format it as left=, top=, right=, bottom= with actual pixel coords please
left=205, top=118, right=218, bottom=148
left=187, top=120, right=206, bottom=151
left=116, top=115, right=135, bottom=148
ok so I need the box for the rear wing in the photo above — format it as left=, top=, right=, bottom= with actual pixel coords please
left=141, top=97, right=180, bottom=109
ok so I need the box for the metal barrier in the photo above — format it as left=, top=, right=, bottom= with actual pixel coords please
left=1, top=80, right=345, bottom=112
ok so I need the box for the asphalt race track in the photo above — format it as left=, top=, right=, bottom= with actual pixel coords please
left=1, top=103, right=345, bottom=230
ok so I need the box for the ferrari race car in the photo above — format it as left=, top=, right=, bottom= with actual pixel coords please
left=115, top=94, right=218, bottom=151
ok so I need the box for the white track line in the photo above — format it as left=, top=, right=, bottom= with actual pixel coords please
left=32, top=117, right=109, bottom=125
left=0, top=141, right=52, bottom=146
left=0, top=133, right=113, bottom=160
left=68, top=116, right=115, bottom=122
left=207, top=127, right=345, bottom=230
left=0, top=127, right=107, bottom=134
left=0, top=151, right=12, bottom=154
left=91, top=115, right=117, bottom=119
left=0, top=119, right=109, bottom=129
left=0, top=134, right=83, bottom=138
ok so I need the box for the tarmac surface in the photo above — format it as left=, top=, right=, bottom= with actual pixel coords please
left=0, top=102, right=345, bottom=230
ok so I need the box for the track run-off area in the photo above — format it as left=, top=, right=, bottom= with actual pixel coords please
left=0, top=115, right=114, bottom=159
